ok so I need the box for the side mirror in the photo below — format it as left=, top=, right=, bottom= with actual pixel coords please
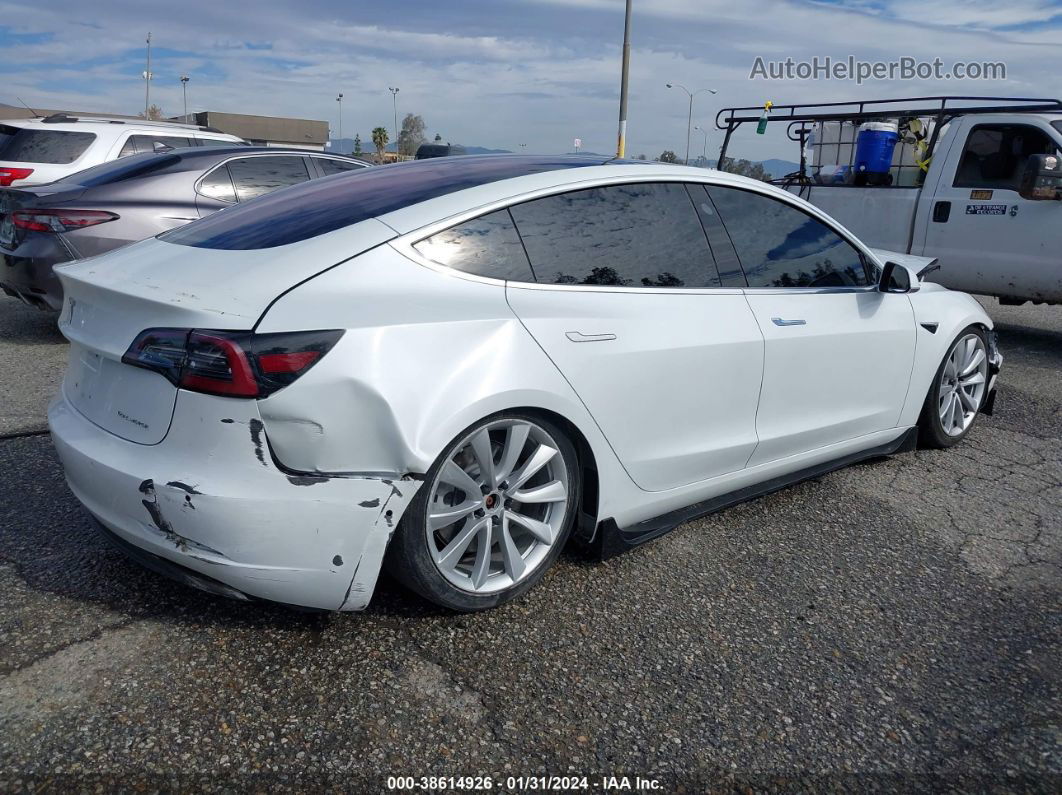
left=1019, top=153, right=1062, bottom=201
left=880, top=261, right=920, bottom=293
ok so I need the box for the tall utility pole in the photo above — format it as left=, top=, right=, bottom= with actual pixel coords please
left=336, top=93, right=344, bottom=148
left=616, top=0, right=632, bottom=158
left=388, top=87, right=400, bottom=153
left=693, top=125, right=709, bottom=165
left=143, top=32, right=152, bottom=116
left=180, top=75, right=190, bottom=119
left=666, top=83, right=716, bottom=165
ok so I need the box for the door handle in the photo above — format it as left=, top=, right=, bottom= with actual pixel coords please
left=565, top=331, right=617, bottom=343
left=932, top=201, right=951, bottom=223
left=771, top=317, right=806, bottom=327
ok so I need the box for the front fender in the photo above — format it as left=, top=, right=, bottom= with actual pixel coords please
left=898, top=285, right=996, bottom=427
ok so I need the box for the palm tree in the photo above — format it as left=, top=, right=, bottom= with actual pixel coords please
left=371, top=127, right=389, bottom=164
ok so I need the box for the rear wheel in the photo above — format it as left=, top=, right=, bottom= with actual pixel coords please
left=386, top=412, right=580, bottom=611
left=918, top=326, right=989, bottom=448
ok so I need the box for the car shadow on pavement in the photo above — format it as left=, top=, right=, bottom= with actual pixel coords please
left=0, top=297, right=66, bottom=345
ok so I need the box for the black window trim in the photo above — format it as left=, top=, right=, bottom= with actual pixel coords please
left=397, top=175, right=876, bottom=293
left=702, top=183, right=880, bottom=294
left=194, top=152, right=315, bottom=204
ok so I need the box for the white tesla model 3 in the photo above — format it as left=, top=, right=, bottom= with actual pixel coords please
left=48, top=155, right=1002, bottom=612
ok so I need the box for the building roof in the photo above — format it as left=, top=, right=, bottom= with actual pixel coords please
left=183, top=112, right=329, bottom=146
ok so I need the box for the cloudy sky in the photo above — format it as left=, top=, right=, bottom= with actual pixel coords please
left=1, top=0, right=1059, bottom=161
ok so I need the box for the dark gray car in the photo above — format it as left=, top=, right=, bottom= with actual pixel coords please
left=0, top=147, right=368, bottom=310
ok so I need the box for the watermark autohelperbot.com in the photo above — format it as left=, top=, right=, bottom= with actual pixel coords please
left=750, top=55, right=1006, bottom=84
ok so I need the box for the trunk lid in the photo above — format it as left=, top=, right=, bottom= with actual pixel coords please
left=56, top=218, right=395, bottom=444
left=0, top=186, right=87, bottom=250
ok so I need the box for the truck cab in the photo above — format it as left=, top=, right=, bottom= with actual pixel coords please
left=715, top=97, right=1062, bottom=305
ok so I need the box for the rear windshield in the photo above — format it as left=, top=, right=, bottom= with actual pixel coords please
left=0, top=129, right=96, bottom=164
left=161, top=155, right=613, bottom=250
left=1053, top=120, right=1062, bottom=138
left=50, top=152, right=182, bottom=188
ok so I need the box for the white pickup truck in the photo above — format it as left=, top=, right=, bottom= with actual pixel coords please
left=716, top=97, right=1062, bottom=305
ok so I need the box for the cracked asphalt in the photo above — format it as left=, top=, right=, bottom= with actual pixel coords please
left=0, top=294, right=1059, bottom=792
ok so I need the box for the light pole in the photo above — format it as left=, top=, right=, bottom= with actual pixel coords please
left=693, top=125, right=709, bottom=166
left=180, top=75, right=190, bottom=119
left=143, top=32, right=152, bottom=116
left=388, top=87, right=399, bottom=154
left=615, top=0, right=633, bottom=158
left=666, top=83, right=717, bottom=165
left=335, top=94, right=344, bottom=150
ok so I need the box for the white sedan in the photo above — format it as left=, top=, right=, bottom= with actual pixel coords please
left=48, top=155, right=1002, bottom=612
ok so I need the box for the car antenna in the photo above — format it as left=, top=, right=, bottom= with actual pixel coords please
left=15, top=97, right=41, bottom=118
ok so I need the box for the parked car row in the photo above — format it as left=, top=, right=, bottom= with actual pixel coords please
left=1, top=140, right=368, bottom=309
left=40, top=153, right=1001, bottom=612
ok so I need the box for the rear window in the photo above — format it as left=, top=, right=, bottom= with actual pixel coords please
left=161, top=155, right=611, bottom=250
left=47, top=152, right=181, bottom=188
left=1053, top=120, right=1062, bottom=137
left=0, top=129, right=96, bottom=164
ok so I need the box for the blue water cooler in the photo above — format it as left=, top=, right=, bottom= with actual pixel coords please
left=854, top=122, right=899, bottom=185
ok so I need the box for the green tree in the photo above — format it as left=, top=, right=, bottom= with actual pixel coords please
left=353, top=133, right=362, bottom=155
left=636, top=153, right=647, bottom=160
left=657, top=150, right=678, bottom=163
left=371, top=126, right=389, bottom=164
left=138, top=104, right=165, bottom=121
left=397, top=113, right=427, bottom=157
left=434, top=133, right=442, bottom=142
left=720, top=157, right=770, bottom=182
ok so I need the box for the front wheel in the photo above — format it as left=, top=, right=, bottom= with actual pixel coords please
left=385, top=412, right=580, bottom=611
left=918, top=326, right=990, bottom=449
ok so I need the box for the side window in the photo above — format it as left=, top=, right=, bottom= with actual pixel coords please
left=954, top=124, right=1058, bottom=191
left=125, top=134, right=193, bottom=154
left=706, top=186, right=871, bottom=289
left=227, top=156, right=311, bottom=201
left=316, top=158, right=365, bottom=176
left=688, top=184, right=746, bottom=287
left=509, top=182, right=719, bottom=288
left=413, top=209, right=535, bottom=282
left=117, top=137, right=139, bottom=159
left=198, top=165, right=237, bottom=203
left=196, top=138, right=234, bottom=148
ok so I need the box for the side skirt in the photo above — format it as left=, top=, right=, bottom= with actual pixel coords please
left=591, top=427, right=918, bottom=560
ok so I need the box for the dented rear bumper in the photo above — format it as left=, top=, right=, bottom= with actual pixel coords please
left=48, top=389, right=420, bottom=611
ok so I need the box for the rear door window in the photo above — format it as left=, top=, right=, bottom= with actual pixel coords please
left=0, top=129, right=96, bottom=164
left=509, top=182, right=719, bottom=288
left=198, top=165, right=238, bottom=203
left=705, top=186, right=871, bottom=289
left=227, top=156, right=311, bottom=201
left=414, top=209, right=535, bottom=281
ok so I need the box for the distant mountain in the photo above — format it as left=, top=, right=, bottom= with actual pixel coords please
left=327, top=139, right=511, bottom=156
left=760, top=159, right=801, bottom=178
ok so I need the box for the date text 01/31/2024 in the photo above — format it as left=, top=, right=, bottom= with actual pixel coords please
left=385, top=775, right=664, bottom=791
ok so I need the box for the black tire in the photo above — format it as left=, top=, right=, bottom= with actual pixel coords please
left=385, top=411, right=581, bottom=612
left=918, top=325, right=988, bottom=449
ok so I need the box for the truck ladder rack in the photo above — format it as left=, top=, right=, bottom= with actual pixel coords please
left=715, top=95, right=1062, bottom=169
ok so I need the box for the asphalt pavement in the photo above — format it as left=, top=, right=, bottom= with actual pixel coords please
left=0, top=294, right=1058, bottom=792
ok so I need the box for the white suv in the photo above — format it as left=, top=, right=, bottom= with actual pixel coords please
left=0, top=114, right=246, bottom=187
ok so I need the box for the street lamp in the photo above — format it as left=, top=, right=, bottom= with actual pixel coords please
left=388, top=87, right=400, bottom=154
left=180, top=75, right=190, bottom=119
left=693, top=125, right=709, bottom=166
left=666, top=83, right=717, bottom=165
left=336, top=93, right=343, bottom=150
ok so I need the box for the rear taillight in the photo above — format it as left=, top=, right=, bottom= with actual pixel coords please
left=12, top=209, right=119, bottom=233
left=0, top=167, right=34, bottom=186
left=122, top=328, right=343, bottom=398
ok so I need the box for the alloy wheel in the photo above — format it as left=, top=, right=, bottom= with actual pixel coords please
left=425, top=419, right=570, bottom=595
left=938, top=333, right=988, bottom=437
